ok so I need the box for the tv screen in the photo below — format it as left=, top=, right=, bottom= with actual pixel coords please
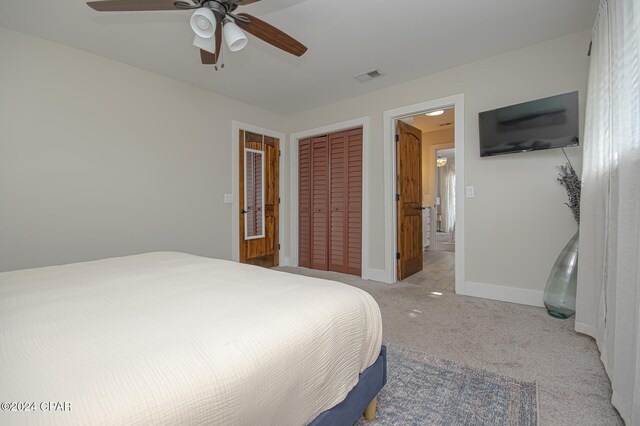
left=478, top=91, right=579, bottom=157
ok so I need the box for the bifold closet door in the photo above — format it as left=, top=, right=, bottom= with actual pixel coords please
left=299, top=129, right=361, bottom=275
left=311, top=136, right=329, bottom=270
left=329, top=129, right=362, bottom=275
left=329, top=132, right=347, bottom=273
left=345, top=129, right=362, bottom=276
left=298, top=136, right=330, bottom=270
left=298, top=138, right=312, bottom=268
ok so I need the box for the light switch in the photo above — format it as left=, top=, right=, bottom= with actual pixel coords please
left=224, top=194, right=233, bottom=204
left=465, top=186, right=475, bottom=198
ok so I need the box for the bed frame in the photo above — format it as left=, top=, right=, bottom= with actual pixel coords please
left=309, top=345, right=387, bottom=426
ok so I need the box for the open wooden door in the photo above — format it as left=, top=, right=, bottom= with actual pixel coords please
left=396, top=120, right=423, bottom=280
left=239, top=130, right=279, bottom=267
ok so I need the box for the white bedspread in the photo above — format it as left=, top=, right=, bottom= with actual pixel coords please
left=0, top=252, right=382, bottom=425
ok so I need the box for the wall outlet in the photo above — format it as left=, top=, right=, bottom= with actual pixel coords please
left=224, top=194, right=233, bottom=204
left=465, top=186, right=475, bottom=198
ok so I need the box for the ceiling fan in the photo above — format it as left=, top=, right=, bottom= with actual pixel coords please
left=86, top=0, right=308, bottom=68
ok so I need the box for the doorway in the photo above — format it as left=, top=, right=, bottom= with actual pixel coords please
left=239, top=129, right=280, bottom=267
left=386, top=95, right=464, bottom=292
left=434, top=148, right=456, bottom=253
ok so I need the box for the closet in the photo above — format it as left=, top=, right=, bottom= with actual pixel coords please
left=299, top=127, right=362, bottom=276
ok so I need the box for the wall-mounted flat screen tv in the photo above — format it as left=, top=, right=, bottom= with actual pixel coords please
left=478, top=91, right=579, bottom=157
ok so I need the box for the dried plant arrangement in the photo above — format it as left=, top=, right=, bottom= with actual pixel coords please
left=558, top=148, right=581, bottom=224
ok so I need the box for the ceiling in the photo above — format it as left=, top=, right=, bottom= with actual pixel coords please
left=0, top=0, right=599, bottom=115
left=409, top=108, right=455, bottom=133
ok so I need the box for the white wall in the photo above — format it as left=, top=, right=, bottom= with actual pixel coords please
left=285, top=31, right=589, bottom=299
left=0, top=28, right=285, bottom=272
left=0, top=27, right=590, bottom=301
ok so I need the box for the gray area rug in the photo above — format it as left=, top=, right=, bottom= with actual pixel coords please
left=356, top=344, right=538, bottom=426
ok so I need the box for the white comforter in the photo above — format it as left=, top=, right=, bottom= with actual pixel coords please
left=0, top=252, right=382, bottom=426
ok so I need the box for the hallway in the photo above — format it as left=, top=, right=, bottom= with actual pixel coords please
left=431, top=231, right=455, bottom=253
left=403, top=251, right=454, bottom=292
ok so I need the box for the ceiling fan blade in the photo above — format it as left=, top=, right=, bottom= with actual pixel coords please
left=200, top=49, right=216, bottom=64
left=215, top=24, right=222, bottom=62
left=87, top=0, right=195, bottom=12
left=200, top=25, right=222, bottom=65
left=236, top=0, right=261, bottom=4
left=235, top=13, right=307, bottom=57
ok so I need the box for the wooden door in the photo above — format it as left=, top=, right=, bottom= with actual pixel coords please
left=298, top=138, right=312, bottom=268
left=328, top=129, right=362, bottom=275
left=345, top=129, right=363, bottom=276
left=239, top=130, right=279, bottom=267
left=310, top=136, right=329, bottom=270
left=396, top=120, right=423, bottom=280
left=329, top=131, right=347, bottom=273
left=299, top=129, right=362, bottom=276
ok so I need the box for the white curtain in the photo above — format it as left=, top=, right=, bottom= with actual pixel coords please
left=576, top=0, right=640, bottom=423
left=437, top=156, right=456, bottom=233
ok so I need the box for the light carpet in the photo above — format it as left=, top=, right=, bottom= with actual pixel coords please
left=277, top=260, right=622, bottom=425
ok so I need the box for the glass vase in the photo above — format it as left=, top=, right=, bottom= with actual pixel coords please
left=543, top=231, right=579, bottom=319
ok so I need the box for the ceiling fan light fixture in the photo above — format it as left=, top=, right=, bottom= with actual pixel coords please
left=193, top=34, right=216, bottom=54
left=426, top=109, right=445, bottom=117
left=190, top=8, right=216, bottom=38
left=223, top=20, right=248, bottom=52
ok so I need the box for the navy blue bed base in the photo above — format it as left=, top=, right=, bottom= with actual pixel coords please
left=308, top=345, right=387, bottom=426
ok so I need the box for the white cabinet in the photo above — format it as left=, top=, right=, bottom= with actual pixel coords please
left=422, top=208, right=430, bottom=249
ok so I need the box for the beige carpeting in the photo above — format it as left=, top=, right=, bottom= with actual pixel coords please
left=277, top=251, right=622, bottom=426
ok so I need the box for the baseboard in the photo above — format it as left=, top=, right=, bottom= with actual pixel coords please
left=462, top=281, right=544, bottom=307
left=574, top=321, right=597, bottom=338
left=363, top=268, right=392, bottom=283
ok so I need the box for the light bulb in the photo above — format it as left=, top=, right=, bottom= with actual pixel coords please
left=223, top=21, right=248, bottom=52
left=197, top=16, right=210, bottom=30
left=190, top=8, right=216, bottom=38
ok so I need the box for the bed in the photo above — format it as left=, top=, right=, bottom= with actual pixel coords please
left=0, top=252, right=385, bottom=425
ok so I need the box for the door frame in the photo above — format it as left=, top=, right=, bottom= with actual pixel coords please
left=288, top=117, right=371, bottom=279
left=231, top=121, right=286, bottom=264
left=383, top=94, right=465, bottom=292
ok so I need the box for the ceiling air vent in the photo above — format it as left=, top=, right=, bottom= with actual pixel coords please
left=354, top=69, right=383, bottom=83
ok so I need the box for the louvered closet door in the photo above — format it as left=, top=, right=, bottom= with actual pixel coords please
left=298, top=138, right=312, bottom=268
left=310, top=136, right=329, bottom=270
left=299, top=129, right=361, bottom=276
left=345, top=128, right=362, bottom=276
left=329, top=132, right=348, bottom=273
left=328, top=129, right=363, bottom=275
